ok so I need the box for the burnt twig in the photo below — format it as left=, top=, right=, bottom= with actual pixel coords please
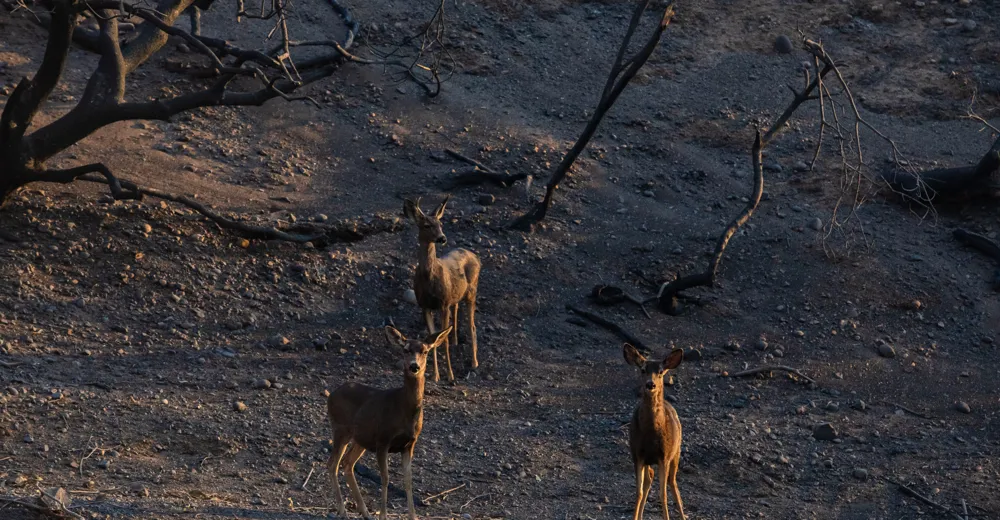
left=884, top=477, right=965, bottom=520
left=566, top=304, right=651, bottom=353
left=727, top=365, right=815, bottom=385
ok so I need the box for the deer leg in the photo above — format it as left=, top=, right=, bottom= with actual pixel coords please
left=660, top=462, right=671, bottom=520
left=633, top=462, right=647, bottom=520
left=402, top=447, right=416, bottom=520
left=343, top=444, right=372, bottom=519
left=424, top=310, right=439, bottom=382
left=327, top=437, right=349, bottom=517
left=377, top=449, right=390, bottom=520
left=466, top=289, right=479, bottom=369
left=441, top=306, right=454, bottom=382
left=669, top=456, right=686, bottom=520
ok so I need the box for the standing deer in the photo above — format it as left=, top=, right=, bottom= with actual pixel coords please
left=623, top=343, right=687, bottom=520
left=326, top=326, right=451, bottom=520
left=402, top=195, right=481, bottom=382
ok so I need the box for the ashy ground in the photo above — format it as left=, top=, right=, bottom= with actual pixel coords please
left=1, top=0, right=999, bottom=519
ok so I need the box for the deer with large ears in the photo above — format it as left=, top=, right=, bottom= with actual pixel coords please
left=326, top=326, right=451, bottom=520
left=402, top=195, right=481, bottom=382
left=623, top=343, right=687, bottom=520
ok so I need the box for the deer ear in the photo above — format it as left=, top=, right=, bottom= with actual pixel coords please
left=623, top=343, right=646, bottom=367
left=384, top=326, right=407, bottom=348
left=662, top=348, right=684, bottom=370
left=403, top=199, right=420, bottom=220
left=433, top=194, right=451, bottom=219
left=424, top=327, right=452, bottom=350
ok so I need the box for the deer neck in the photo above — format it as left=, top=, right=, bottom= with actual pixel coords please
left=640, top=389, right=665, bottom=421
left=402, top=371, right=426, bottom=413
left=417, top=240, right=439, bottom=275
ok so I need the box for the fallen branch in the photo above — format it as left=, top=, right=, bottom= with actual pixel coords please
left=589, top=284, right=651, bottom=318
left=0, top=360, right=24, bottom=368
left=446, top=149, right=495, bottom=173
left=74, top=174, right=403, bottom=246
left=653, top=131, right=764, bottom=314
left=444, top=168, right=529, bottom=190
left=566, top=304, right=651, bottom=353
left=727, top=365, right=815, bottom=385
left=884, top=477, right=965, bottom=520
left=954, top=228, right=1000, bottom=262
left=883, top=134, right=1000, bottom=203
left=510, top=2, right=675, bottom=231
left=880, top=400, right=934, bottom=420
left=423, top=483, right=465, bottom=503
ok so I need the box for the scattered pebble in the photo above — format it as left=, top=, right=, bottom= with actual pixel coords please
left=233, top=401, right=248, bottom=412
left=478, top=194, right=496, bottom=206
left=793, top=160, right=809, bottom=172
left=853, top=468, right=869, bottom=481
left=774, top=35, right=793, bottom=54
left=955, top=401, right=971, bottom=414
left=877, top=343, right=896, bottom=359
left=962, top=19, right=977, bottom=32
left=253, top=379, right=271, bottom=390
left=403, top=289, right=418, bottom=305
left=268, top=335, right=290, bottom=348
left=813, top=423, right=838, bottom=441
left=808, top=217, right=823, bottom=231
left=755, top=337, right=769, bottom=351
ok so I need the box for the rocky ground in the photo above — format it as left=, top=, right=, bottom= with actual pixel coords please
left=1, top=0, right=999, bottom=519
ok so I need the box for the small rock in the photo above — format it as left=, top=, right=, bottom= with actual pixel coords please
left=142, top=223, right=153, bottom=233
left=877, top=343, right=896, bottom=358
left=763, top=161, right=783, bottom=173
left=642, top=190, right=655, bottom=198
left=39, top=488, right=72, bottom=512
left=853, top=468, right=869, bottom=481
left=313, top=337, right=329, bottom=351
left=97, top=459, right=110, bottom=469
left=822, top=459, right=834, bottom=468
left=852, top=399, right=867, bottom=411
left=824, top=402, right=840, bottom=412
left=943, top=18, right=959, bottom=26
left=268, top=335, right=290, bottom=348
left=793, top=160, right=809, bottom=172
left=478, top=194, right=496, bottom=206
left=777, top=454, right=790, bottom=464
left=774, top=34, right=794, bottom=54
left=23, top=433, right=33, bottom=444
left=813, top=423, right=838, bottom=441
left=808, top=217, right=823, bottom=231
left=233, top=401, right=248, bottom=412
left=754, top=337, right=769, bottom=351
left=253, top=379, right=271, bottom=390
left=313, top=214, right=329, bottom=223
left=129, top=482, right=149, bottom=497
left=961, top=19, right=977, bottom=32
left=403, top=289, right=418, bottom=305
left=177, top=43, right=191, bottom=53
left=683, top=349, right=703, bottom=362
left=724, top=340, right=741, bottom=352
left=72, top=297, right=86, bottom=308
left=955, top=401, right=971, bottom=414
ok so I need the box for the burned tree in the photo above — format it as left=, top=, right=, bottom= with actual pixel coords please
left=0, top=0, right=445, bottom=243
left=0, top=0, right=361, bottom=203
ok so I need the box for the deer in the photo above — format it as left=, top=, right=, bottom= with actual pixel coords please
left=326, top=325, right=451, bottom=520
left=623, top=343, right=687, bottom=520
left=402, top=195, right=481, bottom=383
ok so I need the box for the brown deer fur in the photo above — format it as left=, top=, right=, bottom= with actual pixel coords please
left=326, top=326, right=451, bottom=520
left=403, top=195, right=481, bottom=382
left=624, top=343, right=686, bottom=520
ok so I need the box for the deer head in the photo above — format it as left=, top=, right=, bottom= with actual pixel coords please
left=623, top=343, right=683, bottom=397
left=403, top=195, right=451, bottom=246
left=385, top=325, right=452, bottom=376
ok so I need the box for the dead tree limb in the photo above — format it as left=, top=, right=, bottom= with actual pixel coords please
left=727, top=365, right=815, bottom=385
left=566, top=304, right=651, bottom=354
left=953, top=228, right=1000, bottom=290
left=883, top=134, right=1000, bottom=203
left=75, top=175, right=403, bottom=245
left=509, top=2, right=675, bottom=231
left=0, top=0, right=356, bottom=201
left=651, top=132, right=764, bottom=314
left=884, top=477, right=965, bottom=520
